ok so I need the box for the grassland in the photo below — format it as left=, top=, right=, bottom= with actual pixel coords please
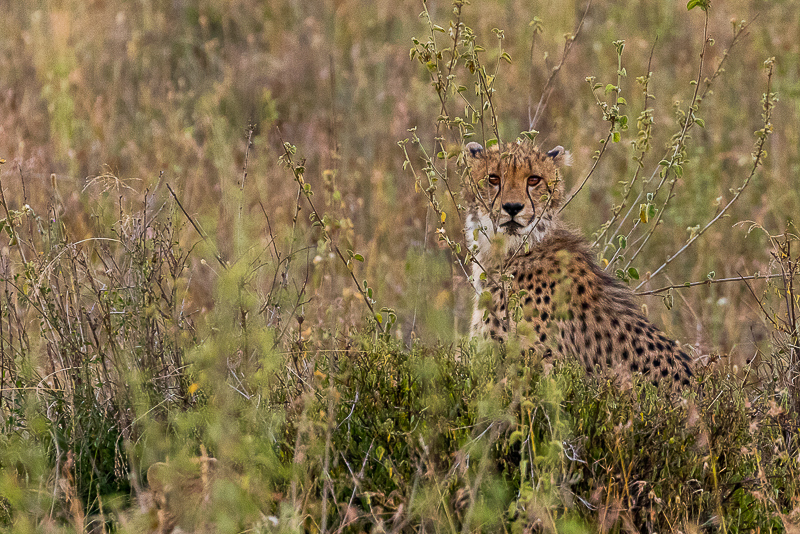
left=1, top=0, right=799, bottom=532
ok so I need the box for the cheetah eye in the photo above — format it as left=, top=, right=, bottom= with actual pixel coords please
left=527, top=175, right=543, bottom=187
left=488, top=174, right=501, bottom=186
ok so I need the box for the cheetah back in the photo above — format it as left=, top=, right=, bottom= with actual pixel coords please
left=476, top=229, right=693, bottom=388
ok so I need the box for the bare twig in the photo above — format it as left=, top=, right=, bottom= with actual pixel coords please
left=166, top=183, right=226, bottom=270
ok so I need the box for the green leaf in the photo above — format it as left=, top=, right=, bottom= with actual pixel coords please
left=612, top=132, right=621, bottom=143
left=353, top=254, right=364, bottom=262
left=687, top=0, right=707, bottom=10
left=695, top=117, right=705, bottom=128
left=486, top=138, right=499, bottom=148
left=618, top=235, right=627, bottom=249
left=627, top=267, right=640, bottom=280
left=604, top=84, right=616, bottom=95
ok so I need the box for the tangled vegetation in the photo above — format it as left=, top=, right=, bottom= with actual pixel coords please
left=1, top=0, right=799, bottom=532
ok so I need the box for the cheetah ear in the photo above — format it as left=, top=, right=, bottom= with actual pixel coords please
left=546, top=145, right=573, bottom=167
left=464, top=142, right=484, bottom=165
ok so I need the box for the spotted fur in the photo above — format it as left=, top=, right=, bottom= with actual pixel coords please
left=464, top=141, right=693, bottom=388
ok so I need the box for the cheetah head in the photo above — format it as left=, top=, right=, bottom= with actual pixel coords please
left=464, top=141, right=571, bottom=253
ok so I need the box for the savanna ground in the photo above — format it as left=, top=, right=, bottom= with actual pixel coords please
left=0, top=0, right=799, bottom=532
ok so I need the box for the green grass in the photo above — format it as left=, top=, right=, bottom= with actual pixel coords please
left=0, top=0, right=799, bottom=531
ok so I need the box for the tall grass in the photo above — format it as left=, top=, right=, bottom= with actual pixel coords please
left=0, top=0, right=799, bottom=532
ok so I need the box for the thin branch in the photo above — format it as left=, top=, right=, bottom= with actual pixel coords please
left=237, top=125, right=254, bottom=255
left=622, top=12, right=712, bottom=270
left=636, top=273, right=784, bottom=296
left=559, top=131, right=613, bottom=213
left=591, top=39, right=657, bottom=248
left=166, top=183, right=226, bottom=270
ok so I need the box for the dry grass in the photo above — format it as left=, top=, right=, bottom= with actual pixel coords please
left=0, top=0, right=799, bottom=532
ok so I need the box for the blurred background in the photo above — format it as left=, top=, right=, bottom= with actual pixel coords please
left=1, top=0, right=797, bottom=363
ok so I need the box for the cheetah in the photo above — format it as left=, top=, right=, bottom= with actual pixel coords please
left=463, top=140, right=693, bottom=388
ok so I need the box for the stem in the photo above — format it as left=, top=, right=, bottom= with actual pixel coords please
left=591, top=41, right=657, bottom=249
left=237, top=125, right=254, bottom=257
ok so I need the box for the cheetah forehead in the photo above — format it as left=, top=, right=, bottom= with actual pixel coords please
left=465, top=142, right=569, bottom=178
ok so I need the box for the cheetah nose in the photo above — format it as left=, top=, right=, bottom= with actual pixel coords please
left=502, top=202, right=524, bottom=217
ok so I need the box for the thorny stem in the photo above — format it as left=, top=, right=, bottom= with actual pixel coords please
left=0, top=172, right=28, bottom=265
left=419, top=0, right=463, bottom=143
left=401, top=132, right=514, bottom=331
left=623, top=12, right=712, bottom=269
left=409, top=3, right=523, bottom=330
left=166, top=183, right=226, bottom=270
left=400, top=134, right=478, bottom=293
left=561, top=37, right=626, bottom=214
left=560, top=130, right=614, bottom=214
left=414, top=3, right=470, bottom=239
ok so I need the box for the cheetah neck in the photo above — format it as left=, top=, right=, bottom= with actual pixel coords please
left=466, top=208, right=560, bottom=293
